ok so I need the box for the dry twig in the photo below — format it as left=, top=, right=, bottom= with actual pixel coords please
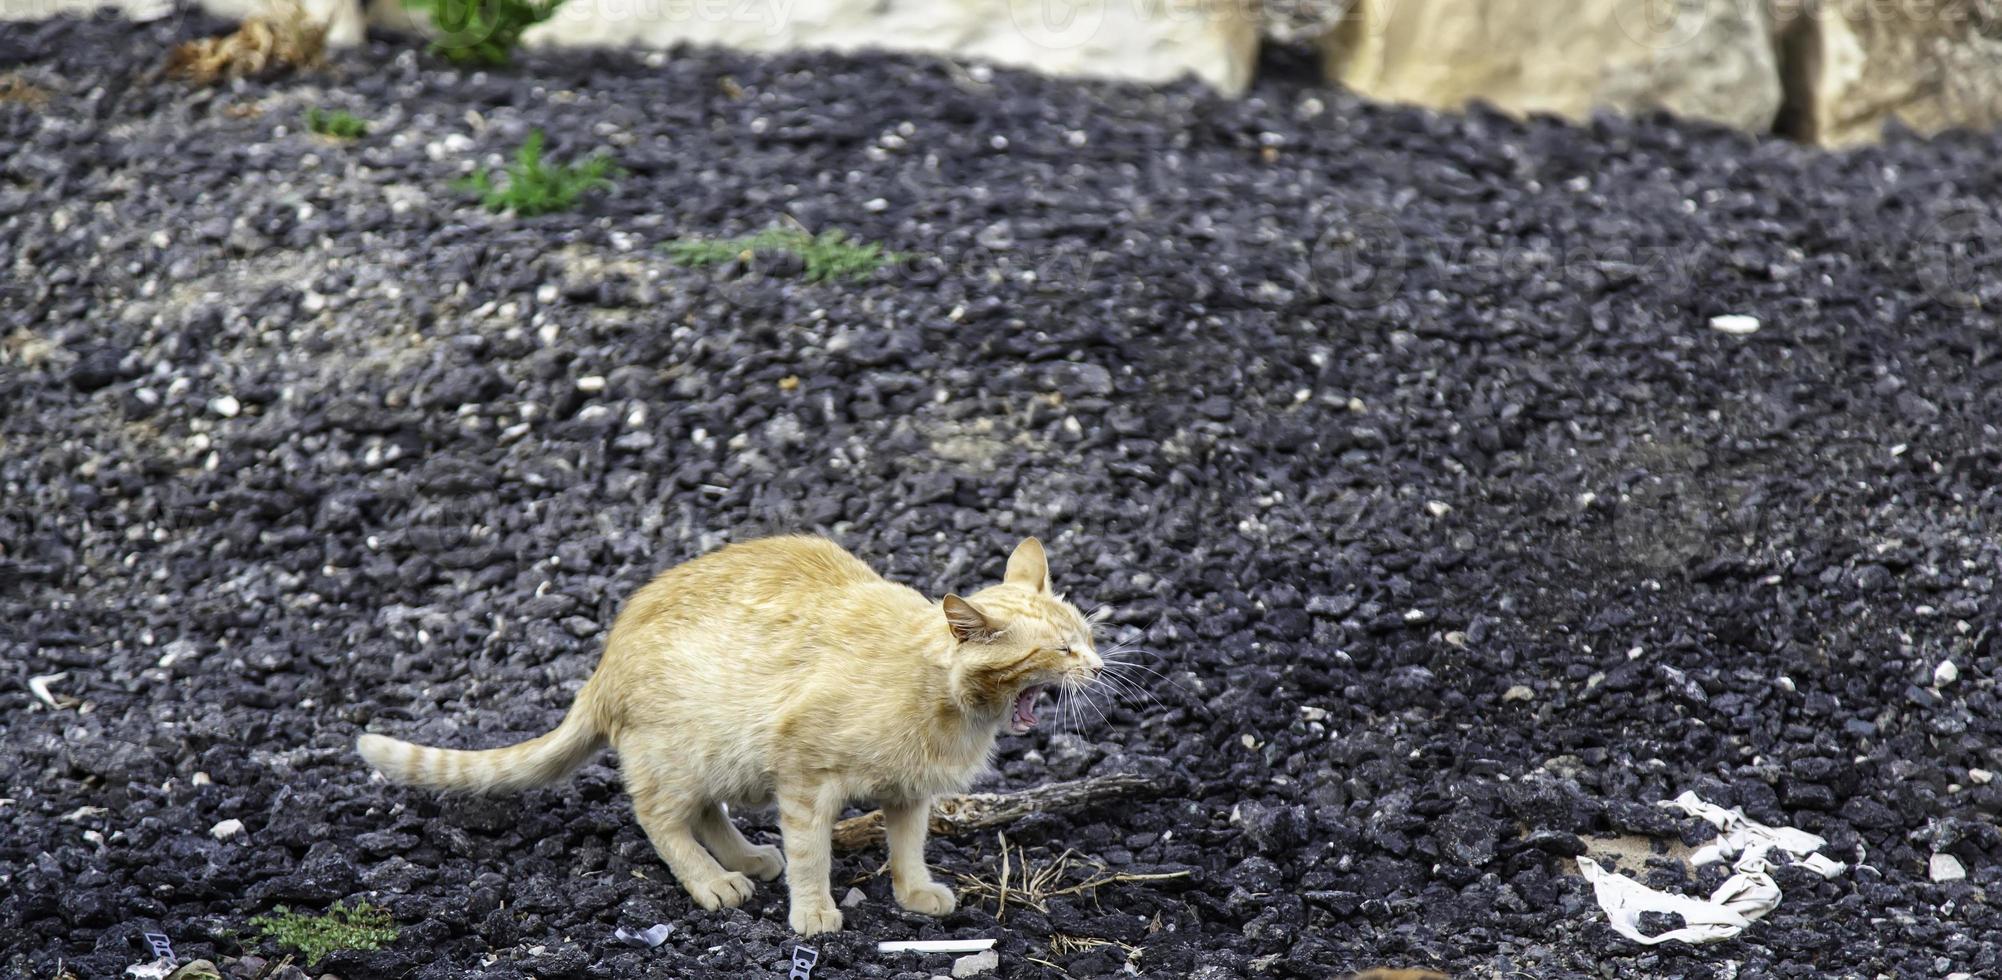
left=165, top=1, right=325, bottom=84
left=831, top=772, right=1164, bottom=850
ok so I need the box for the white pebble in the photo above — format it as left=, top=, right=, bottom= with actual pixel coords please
left=575, top=376, right=607, bottom=394
left=1934, top=660, right=1959, bottom=686
left=210, top=818, right=245, bottom=840
left=951, top=950, right=998, bottom=978
left=1969, top=768, right=1994, bottom=785
left=208, top=395, right=240, bottom=418
left=1929, top=853, right=1966, bottom=882
left=840, top=887, right=865, bottom=908
left=1502, top=685, right=1535, bottom=702
left=1425, top=500, right=1451, bottom=518
left=1708, top=314, right=1760, bottom=335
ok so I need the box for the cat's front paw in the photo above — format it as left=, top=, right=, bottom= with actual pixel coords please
left=895, top=880, right=957, bottom=916
left=789, top=901, right=844, bottom=936
left=688, top=871, right=755, bottom=910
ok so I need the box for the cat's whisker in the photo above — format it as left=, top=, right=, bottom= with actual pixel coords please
left=1098, top=660, right=1208, bottom=716
left=1095, top=670, right=1165, bottom=712
left=1073, top=684, right=1112, bottom=731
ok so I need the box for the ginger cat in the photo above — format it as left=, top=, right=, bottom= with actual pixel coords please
left=357, top=535, right=1101, bottom=935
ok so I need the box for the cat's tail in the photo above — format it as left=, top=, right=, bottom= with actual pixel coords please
left=356, top=690, right=607, bottom=795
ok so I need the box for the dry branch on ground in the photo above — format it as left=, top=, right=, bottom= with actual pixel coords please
left=830, top=772, right=1164, bottom=850
left=165, top=2, right=325, bottom=84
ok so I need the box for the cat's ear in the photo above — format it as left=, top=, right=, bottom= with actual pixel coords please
left=1004, top=537, right=1050, bottom=593
left=943, top=594, right=998, bottom=643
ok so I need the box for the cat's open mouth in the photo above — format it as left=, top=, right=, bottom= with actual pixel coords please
left=1009, top=685, right=1047, bottom=734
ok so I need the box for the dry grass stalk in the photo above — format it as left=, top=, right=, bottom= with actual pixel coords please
left=0, top=73, right=52, bottom=108
left=165, top=1, right=326, bottom=85
left=1030, top=933, right=1144, bottom=976
left=954, top=833, right=1191, bottom=921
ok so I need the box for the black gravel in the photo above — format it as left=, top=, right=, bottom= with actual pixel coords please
left=6, top=10, right=2002, bottom=980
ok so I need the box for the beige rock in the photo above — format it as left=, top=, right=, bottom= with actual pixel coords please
left=517, top=0, right=1259, bottom=93
left=1779, top=0, right=2002, bottom=146
left=1323, top=0, right=1782, bottom=131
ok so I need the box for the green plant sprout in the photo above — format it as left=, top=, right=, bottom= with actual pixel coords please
left=248, top=901, right=400, bottom=965
left=662, top=227, right=904, bottom=282
left=402, top=0, right=565, bottom=66
left=456, top=129, right=617, bottom=216
left=305, top=107, right=368, bottom=139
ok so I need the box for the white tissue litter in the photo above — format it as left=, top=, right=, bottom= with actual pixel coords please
left=1579, top=791, right=1846, bottom=946
left=1663, top=791, right=1846, bottom=879
left=614, top=923, right=672, bottom=948
left=1577, top=856, right=1772, bottom=945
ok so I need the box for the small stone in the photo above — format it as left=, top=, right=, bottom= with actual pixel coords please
left=576, top=376, right=607, bottom=393
left=1709, top=314, right=1760, bottom=335
left=1425, top=500, right=1451, bottom=517
left=840, top=887, right=865, bottom=907
left=1969, top=768, right=1994, bottom=785
left=951, top=950, right=999, bottom=977
left=210, top=818, right=245, bottom=840
left=165, top=962, right=224, bottom=980
left=1502, top=685, right=1535, bottom=702
left=208, top=395, right=241, bottom=418
left=1929, top=853, right=1966, bottom=882
left=1934, top=660, right=1959, bottom=686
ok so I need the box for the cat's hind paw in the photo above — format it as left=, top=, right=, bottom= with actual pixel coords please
left=688, top=871, right=755, bottom=910
left=895, top=880, right=956, bottom=916
left=725, top=843, right=784, bottom=881
left=789, top=902, right=844, bottom=935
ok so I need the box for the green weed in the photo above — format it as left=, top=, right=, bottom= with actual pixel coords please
left=402, top=0, right=564, bottom=66
left=248, top=901, right=399, bottom=965
left=661, top=226, right=902, bottom=282
left=456, top=129, right=617, bottom=216
left=305, top=107, right=368, bottom=139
